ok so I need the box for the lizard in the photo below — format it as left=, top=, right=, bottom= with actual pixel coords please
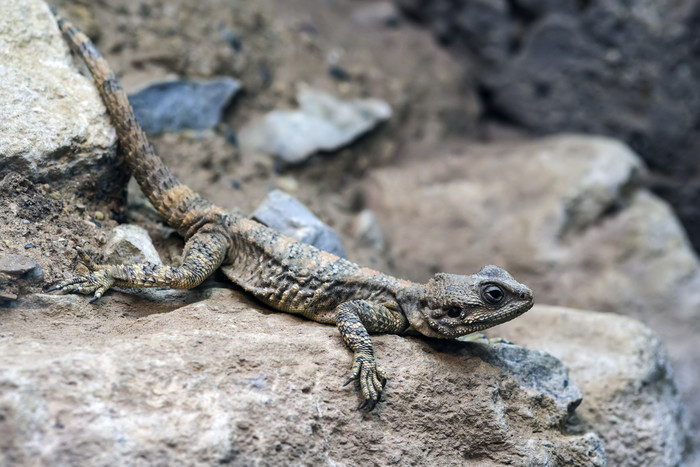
left=48, top=9, right=534, bottom=410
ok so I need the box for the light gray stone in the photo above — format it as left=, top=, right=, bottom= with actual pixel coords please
left=252, top=189, right=347, bottom=258
left=239, top=86, right=391, bottom=163
left=0, top=0, right=122, bottom=199
left=103, top=225, right=162, bottom=266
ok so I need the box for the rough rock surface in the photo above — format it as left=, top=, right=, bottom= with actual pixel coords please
left=129, top=78, right=241, bottom=134
left=239, top=86, right=392, bottom=164
left=0, top=0, right=122, bottom=200
left=0, top=290, right=604, bottom=466
left=364, top=134, right=700, bottom=454
left=252, top=189, right=347, bottom=258
left=396, top=0, right=700, bottom=254
left=492, top=305, right=688, bottom=467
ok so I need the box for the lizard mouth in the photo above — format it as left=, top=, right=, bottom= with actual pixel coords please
left=426, top=300, right=534, bottom=338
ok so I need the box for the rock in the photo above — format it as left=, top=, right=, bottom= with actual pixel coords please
left=0, top=0, right=122, bottom=200
left=396, top=0, right=700, bottom=253
left=103, top=225, right=162, bottom=266
left=129, top=78, right=241, bottom=134
left=0, top=288, right=604, bottom=465
left=353, top=209, right=385, bottom=250
left=0, top=254, right=39, bottom=276
left=363, top=134, right=700, bottom=453
left=252, top=189, right=347, bottom=258
left=239, top=86, right=391, bottom=164
left=351, top=2, right=402, bottom=28
left=493, top=305, right=688, bottom=467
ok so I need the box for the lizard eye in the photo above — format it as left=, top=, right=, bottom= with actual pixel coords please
left=446, top=306, right=462, bottom=318
left=482, top=284, right=505, bottom=305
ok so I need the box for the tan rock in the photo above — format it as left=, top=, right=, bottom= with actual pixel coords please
left=0, top=0, right=122, bottom=199
left=492, top=305, right=688, bottom=466
left=364, top=135, right=700, bottom=450
left=0, top=290, right=604, bottom=465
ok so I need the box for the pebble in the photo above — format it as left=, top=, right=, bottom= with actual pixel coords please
left=0, top=254, right=39, bottom=276
left=129, top=78, right=241, bottom=134
left=94, top=211, right=105, bottom=221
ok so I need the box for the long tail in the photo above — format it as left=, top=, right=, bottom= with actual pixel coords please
left=52, top=8, right=215, bottom=236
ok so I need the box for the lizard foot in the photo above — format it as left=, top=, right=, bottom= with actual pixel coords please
left=47, top=247, right=115, bottom=303
left=343, top=352, right=387, bottom=411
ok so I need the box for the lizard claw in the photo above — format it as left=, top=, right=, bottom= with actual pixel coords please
left=345, top=352, right=386, bottom=411
left=48, top=248, right=114, bottom=302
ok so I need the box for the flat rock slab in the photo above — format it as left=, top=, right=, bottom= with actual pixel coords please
left=0, top=289, right=603, bottom=465
left=129, top=78, right=241, bottom=134
left=0, top=254, right=38, bottom=276
left=239, top=86, right=391, bottom=163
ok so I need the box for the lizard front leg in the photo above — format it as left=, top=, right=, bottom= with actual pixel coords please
left=336, top=300, right=408, bottom=410
left=49, top=228, right=229, bottom=302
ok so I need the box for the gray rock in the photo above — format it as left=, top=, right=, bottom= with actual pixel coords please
left=0, top=289, right=604, bottom=465
left=0, top=0, right=122, bottom=200
left=396, top=0, right=700, bottom=253
left=103, top=225, right=162, bottom=266
left=494, top=305, right=688, bottom=467
left=239, top=86, right=391, bottom=163
left=364, top=134, right=700, bottom=458
left=0, top=254, right=38, bottom=276
left=129, top=78, right=241, bottom=134
left=252, top=189, right=347, bottom=258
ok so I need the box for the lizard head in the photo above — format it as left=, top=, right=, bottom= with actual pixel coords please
left=406, top=265, right=534, bottom=339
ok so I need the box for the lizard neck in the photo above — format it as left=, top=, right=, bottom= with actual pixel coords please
left=397, top=284, right=446, bottom=339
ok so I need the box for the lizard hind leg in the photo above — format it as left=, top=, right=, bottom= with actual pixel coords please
left=47, top=247, right=116, bottom=303
left=49, top=229, right=229, bottom=302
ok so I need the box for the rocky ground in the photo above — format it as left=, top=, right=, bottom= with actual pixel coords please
left=0, top=0, right=697, bottom=465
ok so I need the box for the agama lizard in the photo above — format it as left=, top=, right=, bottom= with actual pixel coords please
left=49, top=9, right=534, bottom=410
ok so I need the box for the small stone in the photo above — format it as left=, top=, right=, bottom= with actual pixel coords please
left=49, top=192, right=61, bottom=200
left=239, top=86, right=391, bottom=164
left=0, top=254, right=38, bottom=276
left=94, top=211, right=105, bottom=221
left=129, top=78, right=241, bottom=134
left=354, top=210, right=384, bottom=250
left=74, top=203, right=86, bottom=210
left=274, top=176, right=299, bottom=193
left=252, top=189, right=347, bottom=258
left=104, top=225, right=162, bottom=266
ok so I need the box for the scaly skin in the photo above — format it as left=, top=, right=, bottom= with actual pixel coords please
left=49, top=9, right=535, bottom=410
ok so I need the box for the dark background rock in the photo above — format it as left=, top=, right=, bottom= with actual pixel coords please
left=396, top=0, right=700, bottom=254
left=129, top=79, right=241, bottom=134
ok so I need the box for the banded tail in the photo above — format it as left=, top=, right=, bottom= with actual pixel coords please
left=52, top=8, right=216, bottom=236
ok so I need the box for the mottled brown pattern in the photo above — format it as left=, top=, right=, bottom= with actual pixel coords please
left=50, top=10, right=535, bottom=408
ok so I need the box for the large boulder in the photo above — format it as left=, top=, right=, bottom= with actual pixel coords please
left=364, top=134, right=700, bottom=457
left=396, top=0, right=700, bottom=254
left=493, top=305, right=689, bottom=466
left=0, top=0, right=122, bottom=200
left=0, top=290, right=604, bottom=465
